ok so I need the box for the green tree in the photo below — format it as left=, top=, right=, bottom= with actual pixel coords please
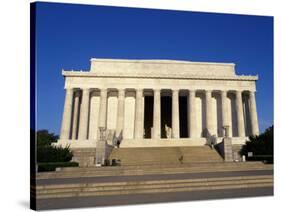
left=36, top=130, right=73, bottom=163
left=37, top=130, right=59, bottom=146
left=240, top=125, right=273, bottom=163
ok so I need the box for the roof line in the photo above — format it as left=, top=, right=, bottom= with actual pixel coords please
left=90, top=58, right=236, bottom=66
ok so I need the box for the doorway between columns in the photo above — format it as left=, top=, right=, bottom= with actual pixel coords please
left=179, top=95, right=189, bottom=138
left=160, top=95, right=172, bottom=138
left=143, top=92, right=190, bottom=139
left=143, top=93, right=173, bottom=139
left=144, top=96, right=153, bottom=138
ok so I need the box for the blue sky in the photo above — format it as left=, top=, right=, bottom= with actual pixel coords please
left=35, top=2, right=273, bottom=135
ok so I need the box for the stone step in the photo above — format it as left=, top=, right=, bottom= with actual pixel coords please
left=36, top=163, right=273, bottom=180
left=109, top=146, right=223, bottom=166
left=43, top=161, right=270, bottom=173
left=33, top=175, right=273, bottom=199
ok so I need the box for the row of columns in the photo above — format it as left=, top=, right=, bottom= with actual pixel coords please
left=60, top=88, right=259, bottom=140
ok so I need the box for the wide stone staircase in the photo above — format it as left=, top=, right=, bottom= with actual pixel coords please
left=36, top=161, right=272, bottom=179
left=33, top=146, right=273, bottom=209
left=34, top=174, right=273, bottom=200
left=109, top=146, right=223, bottom=166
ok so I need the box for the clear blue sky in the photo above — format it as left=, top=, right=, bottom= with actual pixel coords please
left=35, top=2, right=273, bottom=135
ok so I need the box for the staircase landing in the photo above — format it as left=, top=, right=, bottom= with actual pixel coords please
left=109, top=146, right=223, bottom=166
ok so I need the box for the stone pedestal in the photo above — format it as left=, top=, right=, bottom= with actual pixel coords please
left=223, top=138, right=233, bottom=162
left=95, top=140, right=107, bottom=166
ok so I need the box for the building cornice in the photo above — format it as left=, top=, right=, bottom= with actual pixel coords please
left=62, top=70, right=258, bottom=81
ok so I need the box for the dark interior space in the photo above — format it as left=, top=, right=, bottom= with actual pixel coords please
left=179, top=96, right=188, bottom=138
left=161, top=96, right=172, bottom=138
left=144, top=96, right=153, bottom=138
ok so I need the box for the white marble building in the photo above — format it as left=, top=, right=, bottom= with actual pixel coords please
left=58, top=58, right=259, bottom=148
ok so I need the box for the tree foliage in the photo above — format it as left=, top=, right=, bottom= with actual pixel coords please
left=37, top=130, right=59, bottom=146
left=240, top=125, right=273, bottom=162
left=37, top=145, right=73, bottom=163
left=36, top=130, right=73, bottom=163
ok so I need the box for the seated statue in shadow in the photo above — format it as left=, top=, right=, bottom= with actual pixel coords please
left=165, top=124, right=172, bottom=139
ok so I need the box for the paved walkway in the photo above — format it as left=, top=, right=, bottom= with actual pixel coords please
left=36, top=169, right=273, bottom=185
left=36, top=186, right=273, bottom=210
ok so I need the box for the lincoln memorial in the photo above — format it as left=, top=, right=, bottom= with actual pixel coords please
left=57, top=58, right=259, bottom=149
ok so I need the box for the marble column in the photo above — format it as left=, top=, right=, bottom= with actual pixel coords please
left=153, top=89, right=161, bottom=139
left=221, top=90, right=229, bottom=135
left=116, top=89, right=125, bottom=137
left=249, top=91, right=259, bottom=135
left=205, top=90, right=214, bottom=136
left=78, top=88, right=90, bottom=140
left=221, top=90, right=228, bottom=126
left=71, top=91, right=80, bottom=140
left=235, top=90, right=245, bottom=137
left=172, top=89, right=180, bottom=138
left=135, top=89, right=144, bottom=139
left=188, top=90, right=197, bottom=138
left=98, top=89, right=108, bottom=129
left=60, top=88, right=74, bottom=139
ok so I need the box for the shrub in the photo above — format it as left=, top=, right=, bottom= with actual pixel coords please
left=240, top=125, right=273, bottom=163
left=37, top=145, right=73, bottom=163
left=38, top=162, right=78, bottom=172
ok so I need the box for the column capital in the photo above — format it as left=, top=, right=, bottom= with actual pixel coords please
left=73, top=90, right=81, bottom=97
left=136, top=89, right=143, bottom=98
left=189, top=90, right=196, bottom=97
left=65, top=88, right=74, bottom=93
left=220, top=90, right=228, bottom=96
left=154, top=88, right=161, bottom=92
left=82, top=88, right=91, bottom=93
left=100, top=88, right=107, bottom=95
left=118, top=89, right=125, bottom=97
left=136, top=88, right=143, bottom=92
left=249, top=91, right=256, bottom=97
left=205, top=90, right=212, bottom=96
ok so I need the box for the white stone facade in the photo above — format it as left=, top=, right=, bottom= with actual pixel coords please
left=57, top=58, right=259, bottom=148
